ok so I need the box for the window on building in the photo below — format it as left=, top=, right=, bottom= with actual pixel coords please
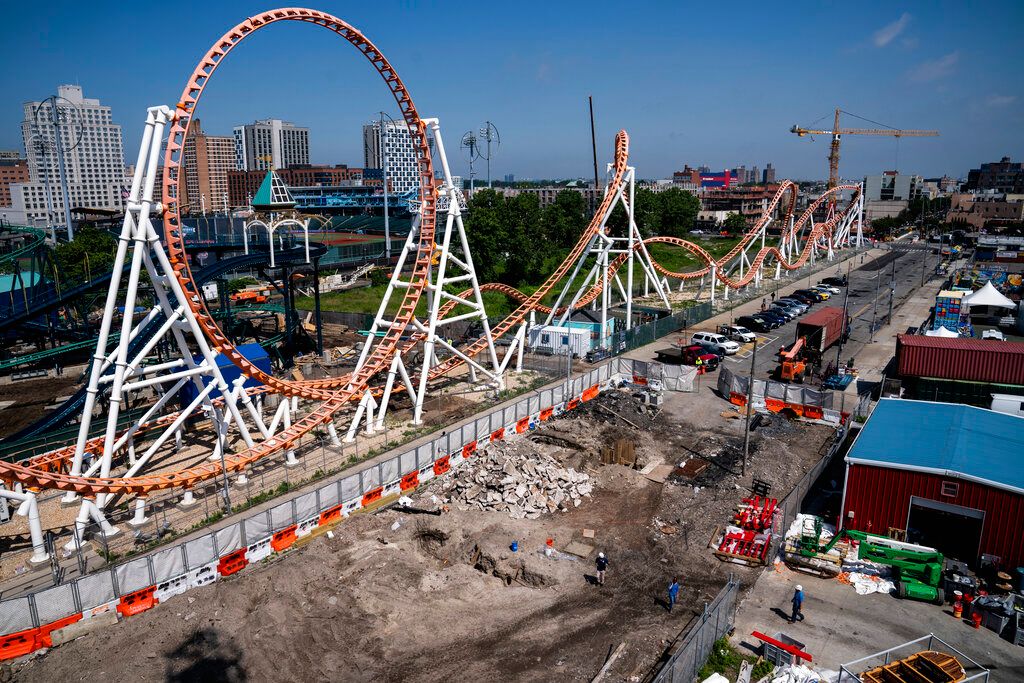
left=940, top=481, right=959, bottom=498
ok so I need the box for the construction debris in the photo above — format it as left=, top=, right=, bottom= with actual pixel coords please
left=435, top=441, right=593, bottom=518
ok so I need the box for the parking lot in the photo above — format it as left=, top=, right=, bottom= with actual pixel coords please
left=680, top=248, right=938, bottom=382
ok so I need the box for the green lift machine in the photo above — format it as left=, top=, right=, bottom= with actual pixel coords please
left=794, top=519, right=945, bottom=604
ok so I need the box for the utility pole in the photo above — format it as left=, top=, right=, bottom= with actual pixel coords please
left=742, top=339, right=758, bottom=477
left=835, top=261, right=851, bottom=370
left=870, top=266, right=881, bottom=342
left=377, top=113, right=392, bottom=261
left=887, top=254, right=897, bottom=326
left=588, top=95, right=600, bottom=217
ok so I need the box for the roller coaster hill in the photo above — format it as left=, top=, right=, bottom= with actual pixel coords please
left=0, top=8, right=864, bottom=574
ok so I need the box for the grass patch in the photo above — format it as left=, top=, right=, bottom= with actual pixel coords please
left=648, top=236, right=744, bottom=274
left=698, top=637, right=774, bottom=682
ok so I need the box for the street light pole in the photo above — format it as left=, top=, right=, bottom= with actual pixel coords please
left=870, top=267, right=881, bottom=343
left=48, top=98, right=75, bottom=240
left=887, top=254, right=897, bottom=326
left=835, top=261, right=851, bottom=370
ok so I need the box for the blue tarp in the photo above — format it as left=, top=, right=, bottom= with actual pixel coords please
left=847, top=398, right=1024, bottom=494
left=179, top=342, right=270, bottom=405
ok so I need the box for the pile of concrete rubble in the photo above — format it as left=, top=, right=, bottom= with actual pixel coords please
left=437, top=442, right=593, bottom=519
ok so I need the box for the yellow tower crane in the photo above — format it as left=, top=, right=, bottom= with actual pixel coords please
left=791, top=108, right=939, bottom=190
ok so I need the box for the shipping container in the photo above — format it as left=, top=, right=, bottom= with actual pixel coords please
left=795, top=306, right=847, bottom=353
left=896, top=335, right=1024, bottom=385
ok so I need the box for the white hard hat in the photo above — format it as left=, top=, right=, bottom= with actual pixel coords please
left=795, top=585, right=803, bottom=591
left=598, top=552, right=605, bottom=558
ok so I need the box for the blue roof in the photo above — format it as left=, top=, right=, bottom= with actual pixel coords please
left=847, top=398, right=1024, bottom=494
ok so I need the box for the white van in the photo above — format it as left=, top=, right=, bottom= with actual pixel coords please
left=691, top=331, right=740, bottom=355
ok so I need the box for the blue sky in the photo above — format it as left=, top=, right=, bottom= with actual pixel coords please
left=2, top=1, right=1021, bottom=181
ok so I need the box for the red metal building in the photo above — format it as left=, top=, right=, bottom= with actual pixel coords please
left=841, top=399, right=1024, bottom=569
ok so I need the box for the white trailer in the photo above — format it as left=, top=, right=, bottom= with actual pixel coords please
left=528, top=325, right=591, bottom=357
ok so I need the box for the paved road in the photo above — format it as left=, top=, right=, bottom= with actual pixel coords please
left=686, top=247, right=941, bottom=382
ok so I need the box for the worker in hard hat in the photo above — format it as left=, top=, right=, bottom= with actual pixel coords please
left=790, top=584, right=805, bottom=623
left=595, top=551, right=608, bottom=586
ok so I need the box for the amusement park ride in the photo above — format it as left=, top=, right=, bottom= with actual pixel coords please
left=0, top=8, right=864, bottom=564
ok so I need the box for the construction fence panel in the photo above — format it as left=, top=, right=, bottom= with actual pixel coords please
left=361, top=465, right=381, bottom=493
left=381, top=456, right=400, bottom=486
left=269, top=502, right=294, bottom=531
left=318, top=482, right=339, bottom=511
left=185, top=534, right=218, bottom=569
left=295, top=491, right=318, bottom=522
left=74, top=571, right=116, bottom=611
left=0, top=597, right=34, bottom=635
left=214, top=524, right=242, bottom=558
left=115, top=557, right=152, bottom=595
left=340, top=475, right=359, bottom=503
left=399, top=451, right=417, bottom=478
left=151, top=546, right=186, bottom=583
left=243, top=512, right=271, bottom=545
left=33, top=583, right=78, bottom=626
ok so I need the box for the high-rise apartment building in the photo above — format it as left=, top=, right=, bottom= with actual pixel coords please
left=965, top=156, right=1024, bottom=194
left=182, top=119, right=235, bottom=213
left=763, top=163, right=776, bottom=184
left=363, top=120, right=420, bottom=193
left=8, top=85, right=126, bottom=226
left=864, top=171, right=924, bottom=202
left=233, top=119, right=310, bottom=172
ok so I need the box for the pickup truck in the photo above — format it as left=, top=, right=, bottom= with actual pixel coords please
left=655, top=344, right=720, bottom=370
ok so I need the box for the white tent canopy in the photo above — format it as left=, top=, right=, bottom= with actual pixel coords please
left=966, top=281, right=1016, bottom=309
left=925, top=326, right=960, bottom=338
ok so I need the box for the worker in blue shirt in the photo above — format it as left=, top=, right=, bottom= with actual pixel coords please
left=667, top=578, right=680, bottom=612
left=790, top=585, right=804, bottom=623
left=595, top=552, right=608, bottom=586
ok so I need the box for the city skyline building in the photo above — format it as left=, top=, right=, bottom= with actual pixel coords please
left=763, top=163, right=776, bottom=184
left=233, top=118, right=310, bottom=172
left=8, top=84, right=126, bottom=227
left=363, top=119, right=420, bottom=193
left=0, top=157, right=29, bottom=207
left=182, top=118, right=235, bottom=214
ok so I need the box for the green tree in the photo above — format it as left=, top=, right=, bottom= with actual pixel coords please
left=633, top=187, right=661, bottom=238
left=54, top=226, right=116, bottom=283
left=463, top=188, right=510, bottom=283
left=542, top=189, right=588, bottom=247
left=658, top=187, right=700, bottom=237
left=723, top=212, right=747, bottom=234
left=503, top=193, right=545, bottom=284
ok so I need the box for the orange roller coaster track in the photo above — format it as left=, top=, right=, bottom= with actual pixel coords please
left=0, top=9, right=862, bottom=498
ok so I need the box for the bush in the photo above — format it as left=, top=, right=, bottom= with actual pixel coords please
left=368, top=267, right=390, bottom=287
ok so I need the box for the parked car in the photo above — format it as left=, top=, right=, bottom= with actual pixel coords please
left=691, top=331, right=741, bottom=355
left=773, top=303, right=803, bottom=319
left=758, top=310, right=787, bottom=327
left=785, top=292, right=816, bottom=305
left=737, top=315, right=772, bottom=332
left=656, top=344, right=720, bottom=370
left=820, top=275, right=848, bottom=287
left=815, top=283, right=842, bottom=294
left=807, top=287, right=832, bottom=300
left=717, top=324, right=756, bottom=343
left=767, top=305, right=795, bottom=321
left=794, top=289, right=826, bottom=302
left=776, top=298, right=809, bottom=314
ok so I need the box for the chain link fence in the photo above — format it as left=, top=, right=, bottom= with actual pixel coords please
left=651, top=577, right=740, bottom=683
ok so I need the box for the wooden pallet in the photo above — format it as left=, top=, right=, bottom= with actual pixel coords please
left=860, top=650, right=965, bottom=683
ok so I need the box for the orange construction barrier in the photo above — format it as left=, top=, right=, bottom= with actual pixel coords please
left=632, top=374, right=648, bottom=386
left=515, top=417, right=530, bottom=434
left=271, top=524, right=298, bottom=552
left=433, top=455, right=451, bottom=476
left=730, top=392, right=747, bottom=406
left=36, top=614, right=82, bottom=648
left=566, top=398, right=580, bottom=411
left=581, top=384, right=600, bottom=401
left=490, top=427, right=505, bottom=442
left=361, top=486, right=384, bottom=508
left=462, top=440, right=477, bottom=458
left=804, top=406, right=824, bottom=419
left=400, top=471, right=419, bottom=491
left=539, top=407, right=553, bottom=421
left=117, top=586, right=158, bottom=618
left=319, top=504, right=343, bottom=526
left=0, top=629, right=39, bottom=661
left=765, top=399, right=785, bottom=412
left=218, top=548, right=248, bottom=577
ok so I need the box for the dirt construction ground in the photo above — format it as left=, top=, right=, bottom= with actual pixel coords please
left=11, top=385, right=837, bottom=682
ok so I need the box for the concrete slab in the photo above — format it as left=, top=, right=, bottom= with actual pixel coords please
left=50, top=610, right=120, bottom=647
left=730, top=561, right=1024, bottom=678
